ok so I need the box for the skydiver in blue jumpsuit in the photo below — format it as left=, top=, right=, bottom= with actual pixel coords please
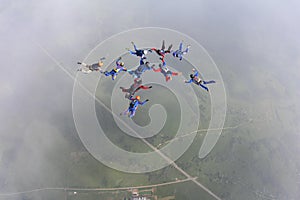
left=172, top=41, right=191, bottom=61
left=101, top=57, right=127, bottom=80
left=120, top=95, right=149, bottom=118
left=185, top=69, right=216, bottom=92
left=126, top=42, right=150, bottom=58
left=127, top=58, right=155, bottom=78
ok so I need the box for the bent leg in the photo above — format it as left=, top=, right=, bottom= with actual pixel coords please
left=162, top=40, right=165, bottom=50
left=166, top=75, right=171, bottom=82
left=179, top=54, right=183, bottom=60
left=183, top=46, right=190, bottom=54
left=121, top=108, right=129, bottom=116
left=171, top=72, right=179, bottom=76
left=179, top=42, right=183, bottom=51
left=139, top=85, right=152, bottom=90
left=203, top=80, right=216, bottom=84
left=81, top=62, right=88, bottom=67
left=199, top=84, right=209, bottom=92
left=129, top=109, right=136, bottom=118
left=120, top=87, right=129, bottom=92
left=167, top=44, right=173, bottom=52
left=133, top=44, right=138, bottom=51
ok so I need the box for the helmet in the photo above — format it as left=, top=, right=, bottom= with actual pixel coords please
left=136, top=96, right=141, bottom=100
left=120, top=62, right=124, bottom=66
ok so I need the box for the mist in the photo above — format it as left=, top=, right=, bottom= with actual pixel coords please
left=1, top=0, right=300, bottom=199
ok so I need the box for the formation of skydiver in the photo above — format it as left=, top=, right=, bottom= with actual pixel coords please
left=77, top=40, right=216, bottom=118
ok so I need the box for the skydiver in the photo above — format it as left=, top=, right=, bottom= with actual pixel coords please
left=120, top=95, right=149, bottom=118
left=101, top=57, right=127, bottom=80
left=126, top=41, right=150, bottom=58
left=172, top=41, right=191, bottom=61
left=127, top=58, right=155, bottom=78
left=77, top=57, right=105, bottom=74
left=152, top=63, right=181, bottom=82
left=120, top=78, right=152, bottom=99
left=185, top=69, right=216, bottom=92
left=151, top=40, right=172, bottom=63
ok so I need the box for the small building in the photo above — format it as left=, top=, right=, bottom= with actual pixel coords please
left=132, top=189, right=139, bottom=196
left=132, top=197, right=147, bottom=200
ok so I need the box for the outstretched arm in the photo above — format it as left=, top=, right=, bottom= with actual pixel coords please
left=131, top=41, right=138, bottom=51
left=139, top=99, right=149, bottom=105
left=171, top=72, right=180, bottom=76
left=152, top=67, right=161, bottom=72
left=129, top=96, right=134, bottom=101
left=193, top=69, right=199, bottom=77
left=185, top=79, right=193, bottom=84
left=138, top=85, right=152, bottom=90
left=145, top=64, right=153, bottom=70
left=116, top=57, right=122, bottom=65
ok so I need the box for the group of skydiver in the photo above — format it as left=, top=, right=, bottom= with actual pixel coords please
left=77, top=40, right=216, bottom=118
